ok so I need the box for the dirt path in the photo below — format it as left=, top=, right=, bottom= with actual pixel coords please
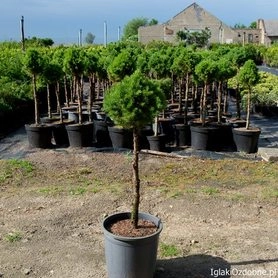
left=0, top=149, right=277, bottom=278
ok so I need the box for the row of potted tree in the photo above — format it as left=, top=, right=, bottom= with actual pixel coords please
left=22, top=42, right=262, bottom=154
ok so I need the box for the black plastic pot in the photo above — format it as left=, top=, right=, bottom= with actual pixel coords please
left=232, top=127, right=261, bottom=153
left=175, top=124, right=191, bottom=147
left=138, top=126, right=154, bottom=150
left=25, top=124, right=53, bottom=149
left=190, top=124, right=219, bottom=151
left=66, top=122, right=94, bottom=147
left=158, top=118, right=175, bottom=144
left=209, top=122, right=236, bottom=151
left=147, top=134, right=166, bottom=152
left=94, top=120, right=112, bottom=148
left=52, top=122, right=71, bottom=147
left=108, top=126, right=133, bottom=149
left=102, top=212, right=163, bottom=278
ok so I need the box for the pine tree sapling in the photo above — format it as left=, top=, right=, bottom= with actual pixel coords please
left=238, top=60, right=260, bottom=129
left=103, top=71, right=166, bottom=228
left=24, top=48, right=45, bottom=125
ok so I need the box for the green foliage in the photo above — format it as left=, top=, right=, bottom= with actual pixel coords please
left=85, top=47, right=99, bottom=75
left=252, top=72, right=278, bottom=106
left=238, top=60, right=260, bottom=89
left=122, top=17, right=149, bottom=41
left=63, top=47, right=86, bottom=77
left=195, top=58, right=218, bottom=84
left=24, top=48, right=45, bottom=76
left=177, top=27, right=211, bottom=48
left=249, top=21, right=257, bottom=29
left=215, top=58, right=237, bottom=81
left=148, top=46, right=175, bottom=79
left=264, top=45, right=278, bottom=67
left=149, top=18, right=158, bottom=26
left=42, top=58, right=63, bottom=84
left=233, top=23, right=247, bottom=29
left=103, top=71, right=166, bottom=129
left=0, top=46, right=32, bottom=112
left=25, top=37, right=54, bottom=47
left=227, top=45, right=261, bottom=69
left=85, top=32, right=95, bottom=44
left=107, top=48, right=137, bottom=82
left=171, top=47, right=200, bottom=77
left=122, top=17, right=158, bottom=41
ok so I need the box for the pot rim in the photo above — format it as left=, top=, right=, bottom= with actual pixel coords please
left=102, top=212, right=163, bottom=241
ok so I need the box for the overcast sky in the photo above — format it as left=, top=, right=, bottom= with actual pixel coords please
left=0, top=0, right=277, bottom=44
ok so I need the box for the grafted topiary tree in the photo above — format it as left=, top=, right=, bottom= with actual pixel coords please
left=103, top=71, right=166, bottom=228
left=24, top=48, right=45, bottom=125
left=238, top=60, right=260, bottom=129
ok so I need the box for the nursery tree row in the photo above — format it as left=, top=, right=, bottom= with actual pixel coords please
left=0, top=41, right=277, bottom=121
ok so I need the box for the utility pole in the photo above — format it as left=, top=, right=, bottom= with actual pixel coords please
left=118, top=26, right=121, bottom=41
left=79, top=29, right=82, bottom=46
left=20, top=16, right=25, bottom=51
left=104, top=21, right=107, bottom=47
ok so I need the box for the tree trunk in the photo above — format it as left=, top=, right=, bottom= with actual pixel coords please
left=201, top=84, right=208, bottom=127
left=76, top=76, right=83, bottom=124
left=55, top=82, right=63, bottom=123
left=47, top=83, right=52, bottom=119
left=184, top=73, right=190, bottom=125
left=246, top=88, right=251, bottom=129
left=217, top=81, right=222, bottom=124
left=88, top=75, right=95, bottom=122
left=178, top=78, right=183, bottom=114
left=33, top=74, right=39, bottom=125
left=223, top=82, right=228, bottom=114
left=64, top=76, right=69, bottom=107
left=131, top=127, right=140, bottom=229
left=236, top=84, right=241, bottom=119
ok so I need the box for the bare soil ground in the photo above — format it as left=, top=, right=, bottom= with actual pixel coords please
left=0, top=147, right=278, bottom=278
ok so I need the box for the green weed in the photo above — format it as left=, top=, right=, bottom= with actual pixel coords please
left=160, top=242, right=181, bottom=258
left=201, top=186, right=220, bottom=196
left=4, top=231, right=22, bottom=243
left=69, top=187, right=86, bottom=196
left=38, top=187, right=64, bottom=195
left=262, top=187, right=278, bottom=199
left=9, top=159, right=34, bottom=173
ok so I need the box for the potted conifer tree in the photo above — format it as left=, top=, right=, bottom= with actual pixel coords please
left=190, top=58, right=219, bottom=150
left=232, top=60, right=261, bottom=153
left=24, top=48, right=53, bottom=148
left=102, top=71, right=166, bottom=278
left=63, top=47, right=94, bottom=147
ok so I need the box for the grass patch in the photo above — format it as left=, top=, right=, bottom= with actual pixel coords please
left=69, top=187, right=87, bottom=196
left=262, top=187, right=278, bottom=199
left=4, top=231, right=22, bottom=243
left=1, top=155, right=277, bottom=203
left=38, top=187, right=64, bottom=195
left=228, top=193, right=245, bottom=201
left=201, top=186, right=220, bottom=196
left=9, top=159, right=34, bottom=173
left=160, top=242, right=181, bottom=258
left=0, top=159, right=35, bottom=186
left=146, top=158, right=278, bottom=202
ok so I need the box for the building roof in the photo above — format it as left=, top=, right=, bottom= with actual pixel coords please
left=264, top=20, right=278, bottom=36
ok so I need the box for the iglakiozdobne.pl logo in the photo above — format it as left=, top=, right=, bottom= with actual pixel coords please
left=211, top=268, right=277, bottom=277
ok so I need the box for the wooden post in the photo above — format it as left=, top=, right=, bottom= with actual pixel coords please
left=20, top=16, right=25, bottom=51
